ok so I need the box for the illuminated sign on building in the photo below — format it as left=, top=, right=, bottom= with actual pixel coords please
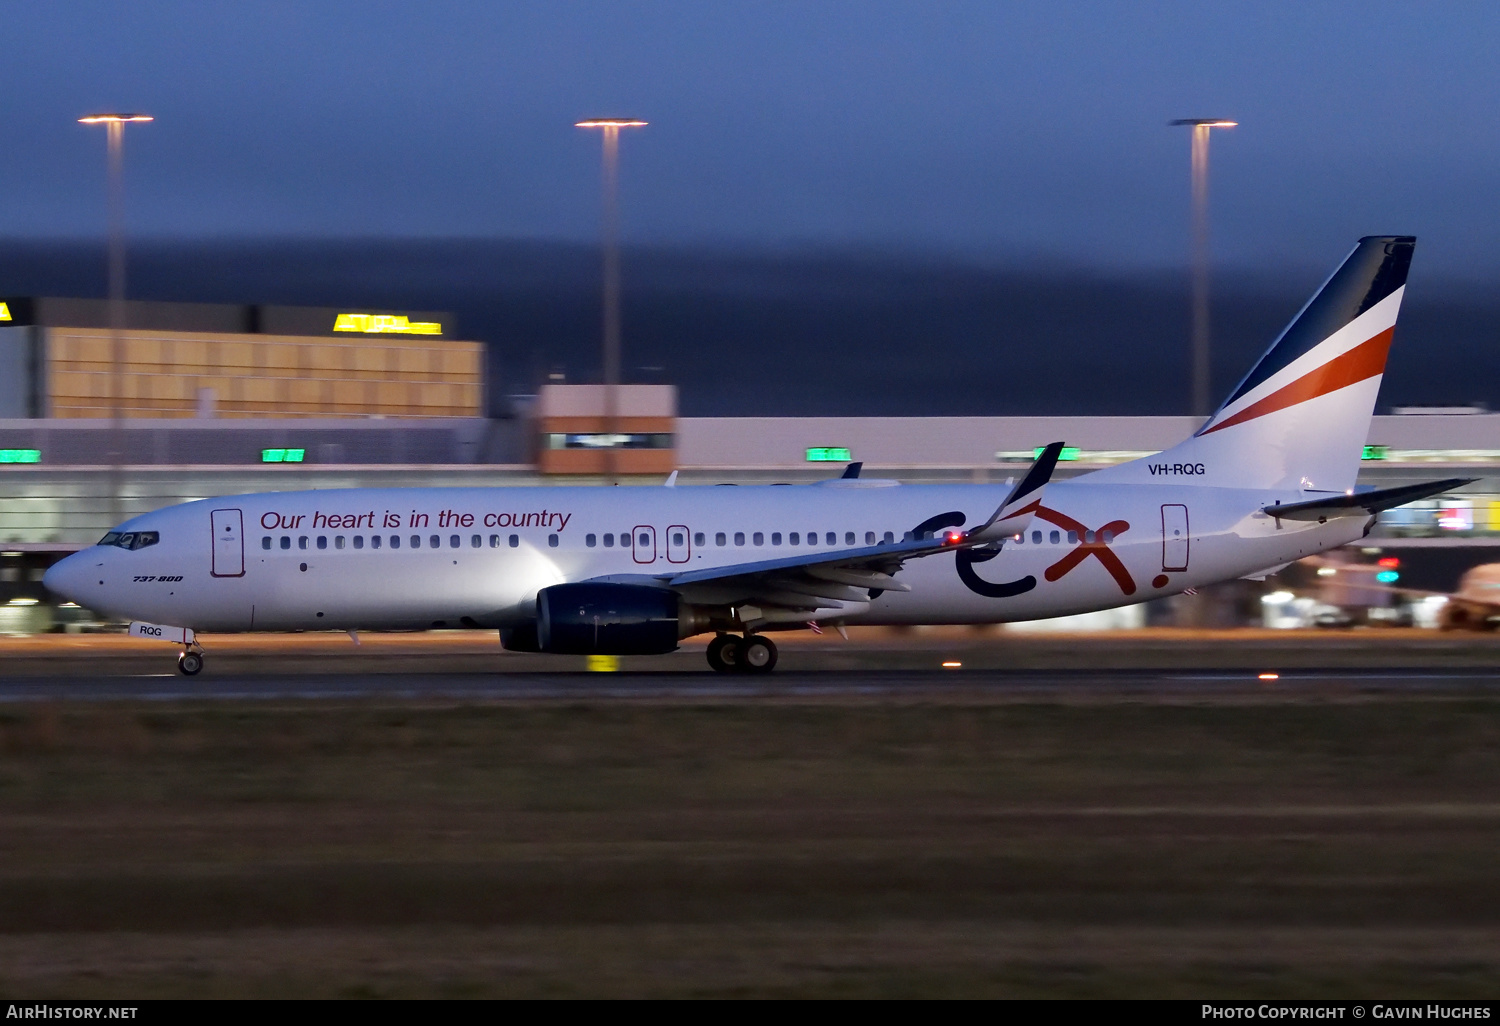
left=332, top=313, right=442, bottom=335
left=0, top=449, right=40, bottom=463
left=1034, top=446, right=1082, bottom=461
left=0, top=303, right=10, bottom=322
left=805, top=447, right=852, bottom=462
left=261, top=448, right=306, bottom=463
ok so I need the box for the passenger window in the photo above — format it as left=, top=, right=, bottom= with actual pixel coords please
left=1050, top=531, right=1060, bottom=544
left=353, top=536, right=364, bottom=550
left=694, top=532, right=705, bottom=546
left=789, top=533, right=799, bottom=545
left=672, top=532, right=685, bottom=546
left=586, top=534, right=597, bottom=547
left=1067, top=531, right=1078, bottom=544
left=509, top=535, right=519, bottom=548
left=603, top=533, right=614, bottom=547
left=865, top=532, right=876, bottom=545
left=1084, top=530, right=1095, bottom=543
left=548, top=534, right=559, bottom=548
left=317, top=536, right=328, bottom=550
left=391, top=536, right=401, bottom=549
left=261, top=537, right=271, bottom=550
left=843, top=532, right=853, bottom=545
left=882, top=532, right=894, bottom=544
left=335, top=536, right=346, bottom=549
left=638, top=532, right=650, bottom=548
left=489, top=535, right=499, bottom=548
left=772, top=533, right=782, bottom=546
left=1101, top=530, right=1113, bottom=544
left=716, top=532, right=726, bottom=546
left=1032, top=531, right=1042, bottom=544
left=371, top=535, right=382, bottom=549
left=471, top=535, right=480, bottom=548
left=447, top=535, right=458, bottom=548
left=734, top=532, right=745, bottom=546
left=430, top=535, right=440, bottom=549
left=280, top=536, right=290, bottom=550
left=410, top=535, right=420, bottom=548
left=827, top=532, right=837, bottom=546
left=753, top=532, right=764, bottom=546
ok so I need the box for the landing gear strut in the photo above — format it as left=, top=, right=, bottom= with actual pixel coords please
left=177, top=648, right=204, bottom=676
left=706, top=633, right=777, bottom=674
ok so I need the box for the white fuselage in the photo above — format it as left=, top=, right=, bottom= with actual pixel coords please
left=45, top=478, right=1364, bottom=633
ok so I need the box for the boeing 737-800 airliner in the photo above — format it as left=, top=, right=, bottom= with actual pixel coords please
left=44, top=236, right=1469, bottom=675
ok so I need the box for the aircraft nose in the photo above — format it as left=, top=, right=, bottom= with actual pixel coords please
left=43, top=552, right=92, bottom=605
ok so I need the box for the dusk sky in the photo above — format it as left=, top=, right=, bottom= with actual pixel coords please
left=3, top=1, right=1498, bottom=277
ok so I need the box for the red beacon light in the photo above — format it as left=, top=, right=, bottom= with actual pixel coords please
left=942, top=529, right=965, bottom=545
left=1377, top=557, right=1400, bottom=568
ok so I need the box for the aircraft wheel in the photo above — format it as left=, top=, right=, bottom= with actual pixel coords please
left=178, top=651, right=204, bottom=676
left=706, top=634, right=741, bottom=673
left=740, top=635, right=778, bottom=674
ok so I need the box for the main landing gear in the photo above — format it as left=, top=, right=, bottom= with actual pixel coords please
left=177, top=647, right=205, bottom=676
left=706, top=633, right=778, bottom=674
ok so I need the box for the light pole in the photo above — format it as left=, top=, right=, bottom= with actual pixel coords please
left=576, top=118, right=646, bottom=483
left=1169, top=118, right=1235, bottom=420
left=79, top=112, right=152, bottom=528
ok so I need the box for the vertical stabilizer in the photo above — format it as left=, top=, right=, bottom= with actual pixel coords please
left=1087, top=236, right=1414, bottom=493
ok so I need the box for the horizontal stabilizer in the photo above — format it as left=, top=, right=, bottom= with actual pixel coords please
left=1263, top=478, right=1475, bottom=522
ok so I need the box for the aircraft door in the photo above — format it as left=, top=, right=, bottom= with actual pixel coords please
left=211, top=508, right=245, bottom=578
left=632, top=525, right=657, bottom=564
left=666, top=525, right=691, bottom=564
left=1161, top=504, right=1189, bottom=572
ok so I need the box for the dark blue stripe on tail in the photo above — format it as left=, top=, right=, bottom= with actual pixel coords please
left=1218, top=236, right=1414, bottom=410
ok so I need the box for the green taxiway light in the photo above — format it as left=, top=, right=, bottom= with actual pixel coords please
left=1034, top=446, right=1081, bottom=461
left=806, top=447, right=852, bottom=462
left=261, top=448, right=306, bottom=463
left=0, top=449, right=41, bottom=464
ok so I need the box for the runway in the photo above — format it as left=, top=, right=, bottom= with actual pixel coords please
left=5, top=666, right=1500, bottom=702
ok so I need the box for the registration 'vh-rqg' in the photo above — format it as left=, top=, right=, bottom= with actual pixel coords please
left=45, top=237, right=1467, bottom=675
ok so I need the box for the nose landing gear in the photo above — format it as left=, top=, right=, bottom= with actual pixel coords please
left=706, top=633, right=778, bottom=674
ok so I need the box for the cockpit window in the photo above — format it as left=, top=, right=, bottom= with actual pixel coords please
left=97, top=530, right=159, bottom=550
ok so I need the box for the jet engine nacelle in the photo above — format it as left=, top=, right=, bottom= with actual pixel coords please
left=535, top=582, right=703, bottom=655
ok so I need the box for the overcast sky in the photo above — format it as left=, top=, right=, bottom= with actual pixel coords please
left=2, top=1, right=1498, bottom=277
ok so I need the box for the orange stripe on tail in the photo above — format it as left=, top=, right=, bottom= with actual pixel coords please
left=1201, top=326, right=1395, bottom=436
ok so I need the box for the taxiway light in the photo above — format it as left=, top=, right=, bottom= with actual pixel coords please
left=575, top=119, right=649, bottom=128
left=1258, top=672, right=1279, bottom=681
left=942, top=661, right=962, bottom=669
left=78, top=114, right=154, bottom=124
left=8, top=597, right=38, bottom=606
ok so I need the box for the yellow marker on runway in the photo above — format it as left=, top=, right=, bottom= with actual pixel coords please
left=587, top=654, right=620, bottom=672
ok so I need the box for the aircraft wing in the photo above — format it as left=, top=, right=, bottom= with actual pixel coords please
left=640, top=443, right=1065, bottom=627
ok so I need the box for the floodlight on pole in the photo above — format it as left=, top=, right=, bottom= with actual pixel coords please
left=1170, top=118, right=1236, bottom=419
left=576, top=117, right=647, bottom=483
left=79, top=112, right=153, bottom=528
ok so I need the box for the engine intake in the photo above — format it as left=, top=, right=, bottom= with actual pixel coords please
left=536, top=582, right=686, bottom=655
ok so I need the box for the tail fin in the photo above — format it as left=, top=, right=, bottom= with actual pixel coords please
left=1089, top=236, right=1415, bottom=493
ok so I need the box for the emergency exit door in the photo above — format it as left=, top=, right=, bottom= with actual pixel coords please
left=211, top=508, right=245, bottom=577
left=1161, top=504, right=1189, bottom=572
left=666, top=525, right=691, bottom=563
left=632, top=525, right=657, bottom=564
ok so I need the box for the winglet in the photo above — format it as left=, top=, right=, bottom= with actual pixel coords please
left=966, top=441, right=1063, bottom=543
left=841, top=462, right=863, bottom=480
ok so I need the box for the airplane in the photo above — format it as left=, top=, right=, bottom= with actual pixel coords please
left=44, top=235, right=1465, bottom=676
